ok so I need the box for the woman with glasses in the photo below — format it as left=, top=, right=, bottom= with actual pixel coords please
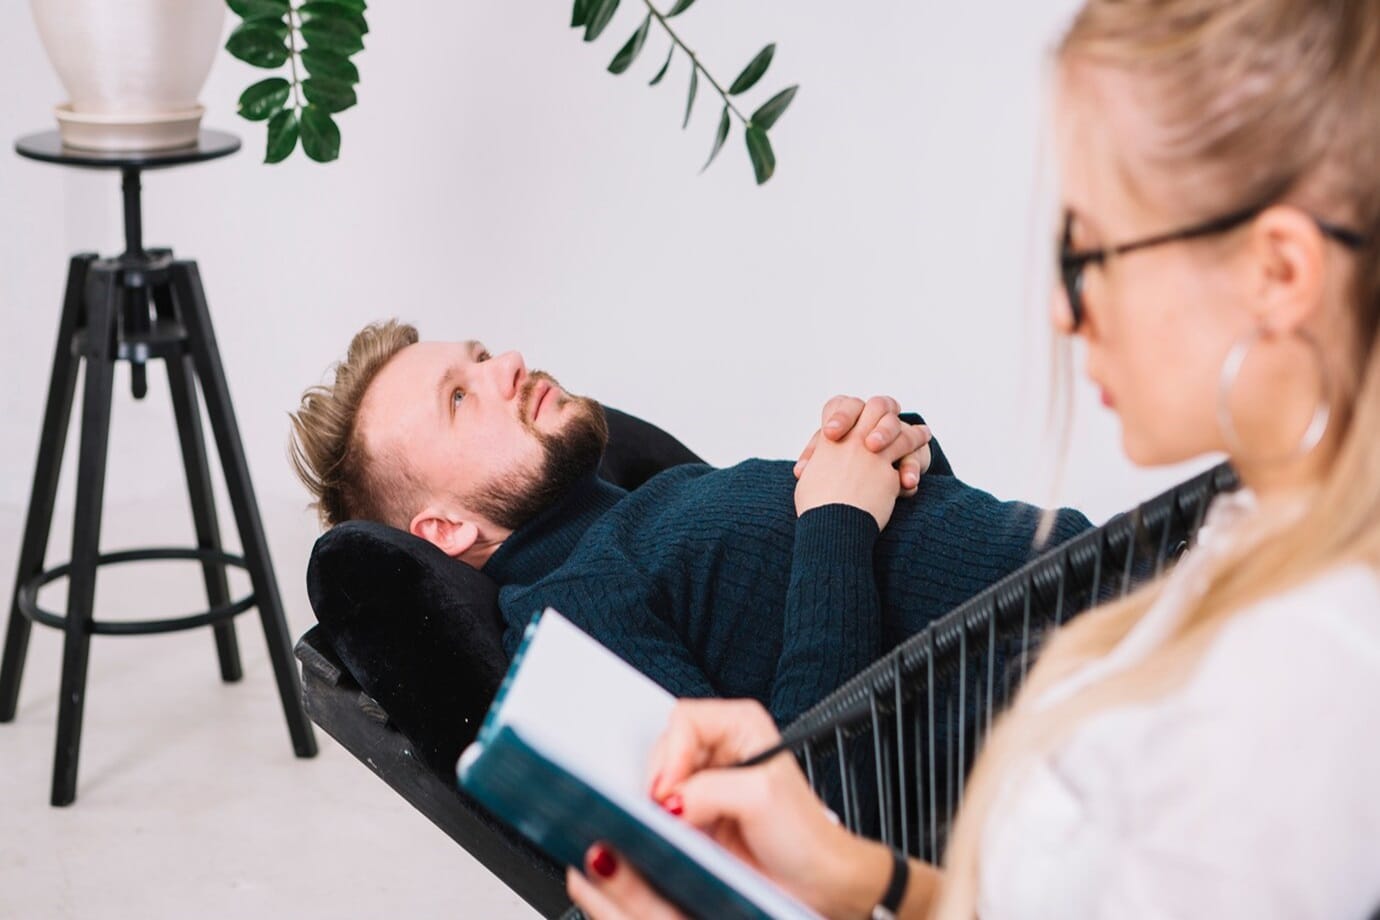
left=568, top=0, right=1380, bottom=917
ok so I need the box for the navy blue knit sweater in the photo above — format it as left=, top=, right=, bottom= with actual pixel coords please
left=484, top=460, right=1089, bottom=726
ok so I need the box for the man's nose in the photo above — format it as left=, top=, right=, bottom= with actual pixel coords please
left=487, top=350, right=527, bottom=400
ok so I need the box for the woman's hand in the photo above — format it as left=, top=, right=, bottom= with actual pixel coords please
left=567, top=700, right=936, bottom=920
left=566, top=847, right=689, bottom=920
left=569, top=701, right=892, bottom=918
left=794, top=395, right=932, bottom=497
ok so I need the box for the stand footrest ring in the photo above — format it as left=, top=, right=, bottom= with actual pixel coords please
left=17, top=547, right=256, bottom=635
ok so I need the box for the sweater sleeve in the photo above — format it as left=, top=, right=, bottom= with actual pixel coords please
left=502, top=574, right=718, bottom=703
left=768, top=503, right=882, bottom=726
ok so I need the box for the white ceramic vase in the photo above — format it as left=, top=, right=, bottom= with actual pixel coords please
left=30, top=0, right=227, bottom=151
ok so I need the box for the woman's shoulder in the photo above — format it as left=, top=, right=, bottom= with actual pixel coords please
left=1202, top=562, right=1380, bottom=686
left=1167, top=563, right=1380, bottom=759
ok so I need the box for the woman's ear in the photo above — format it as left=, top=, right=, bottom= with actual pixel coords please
left=1248, top=205, right=1330, bottom=335
left=409, top=507, right=481, bottom=559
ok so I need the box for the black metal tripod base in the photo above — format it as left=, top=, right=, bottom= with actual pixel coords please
left=0, top=251, right=317, bottom=807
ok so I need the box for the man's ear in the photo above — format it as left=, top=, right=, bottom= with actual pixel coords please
left=409, top=507, right=481, bottom=559
left=1248, top=205, right=1330, bottom=335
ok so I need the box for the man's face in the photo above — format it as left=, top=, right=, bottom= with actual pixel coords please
left=360, top=339, right=607, bottom=534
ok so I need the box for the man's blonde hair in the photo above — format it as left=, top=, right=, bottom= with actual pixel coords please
left=289, top=320, right=420, bottom=529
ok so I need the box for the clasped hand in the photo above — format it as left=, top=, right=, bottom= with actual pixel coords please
left=794, top=395, right=932, bottom=531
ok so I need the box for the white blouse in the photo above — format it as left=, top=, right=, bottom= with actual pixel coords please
left=977, top=491, right=1380, bottom=920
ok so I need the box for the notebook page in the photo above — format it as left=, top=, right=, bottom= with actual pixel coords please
left=495, top=610, right=676, bottom=795
left=489, top=611, right=821, bottom=919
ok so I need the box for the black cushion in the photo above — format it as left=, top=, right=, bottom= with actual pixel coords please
left=306, top=406, right=703, bottom=776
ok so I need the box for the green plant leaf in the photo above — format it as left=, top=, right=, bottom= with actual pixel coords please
left=745, top=124, right=775, bottom=184
left=728, top=44, right=775, bottom=95
left=300, top=105, right=341, bottom=162
left=301, top=48, right=360, bottom=84
left=225, top=23, right=290, bottom=68
left=608, top=14, right=650, bottom=75
left=750, top=85, right=797, bottom=131
left=649, top=44, right=673, bottom=85
left=309, top=0, right=366, bottom=10
left=584, top=0, right=619, bottom=42
left=702, top=105, right=730, bottom=172
left=667, top=0, right=697, bottom=16
left=302, top=77, right=357, bottom=112
left=228, top=0, right=289, bottom=21
left=265, top=109, right=299, bottom=163
left=571, top=0, right=590, bottom=28
left=237, top=77, right=291, bottom=121
left=300, top=16, right=365, bottom=55
left=300, top=1, right=368, bottom=35
left=682, top=66, right=698, bottom=129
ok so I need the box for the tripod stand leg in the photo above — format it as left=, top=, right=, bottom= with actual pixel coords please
left=171, top=260, right=316, bottom=758
left=0, top=254, right=95, bottom=722
left=52, top=262, right=120, bottom=807
left=156, top=281, right=242, bottom=682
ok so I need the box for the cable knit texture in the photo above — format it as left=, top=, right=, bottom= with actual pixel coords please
left=484, top=460, right=1090, bottom=726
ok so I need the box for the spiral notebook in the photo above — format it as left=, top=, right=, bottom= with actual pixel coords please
left=457, top=609, right=821, bottom=920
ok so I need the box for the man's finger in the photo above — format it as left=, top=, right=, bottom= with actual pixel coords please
left=854, top=396, right=899, bottom=443
left=793, top=430, right=822, bottom=479
left=881, top=424, right=931, bottom=465
left=897, top=444, right=932, bottom=496
left=820, top=395, right=865, bottom=441
left=863, top=413, right=905, bottom=453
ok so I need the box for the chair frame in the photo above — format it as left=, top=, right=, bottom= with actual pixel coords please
left=295, top=461, right=1238, bottom=917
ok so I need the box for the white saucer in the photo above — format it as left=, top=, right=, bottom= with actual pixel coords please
left=54, top=103, right=204, bottom=152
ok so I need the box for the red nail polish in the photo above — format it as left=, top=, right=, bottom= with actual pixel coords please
left=662, top=793, right=684, bottom=817
left=589, top=844, right=618, bottom=879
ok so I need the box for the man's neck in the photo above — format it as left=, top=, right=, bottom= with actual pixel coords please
left=481, top=473, right=626, bottom=586
left=460, top=531, right=510, bottom=569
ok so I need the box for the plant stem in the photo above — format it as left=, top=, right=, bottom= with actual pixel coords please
left=287, top=4, right=305, bottom=109
left=641, top=0, right=748, bottom=124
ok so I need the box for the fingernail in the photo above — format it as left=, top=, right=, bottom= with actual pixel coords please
left=825, top=420, right=842, bottom=431
left=650, top=772, right=662, bottom=797
left=589, top=844, right=618, bottom=879
left=661, top=793, right=685, bottom=817
left=905, top=473, right=918, bottom=487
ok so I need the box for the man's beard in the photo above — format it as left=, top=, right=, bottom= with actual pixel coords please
left=467, top=371, right=609, bottom=532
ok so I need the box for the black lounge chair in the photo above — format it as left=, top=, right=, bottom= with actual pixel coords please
left=294, top=408, right=1237, bottom=918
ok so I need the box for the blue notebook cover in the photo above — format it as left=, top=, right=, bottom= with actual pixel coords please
left=457, top=610, right=820, bottom=920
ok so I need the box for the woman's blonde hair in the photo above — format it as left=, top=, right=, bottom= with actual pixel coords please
left=934, top=2, right=1380, bottom=915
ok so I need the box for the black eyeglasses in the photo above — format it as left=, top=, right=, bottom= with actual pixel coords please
left=1058, top=204, right=1367, bottom=331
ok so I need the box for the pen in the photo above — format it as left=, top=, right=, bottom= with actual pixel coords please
left=734, top=736, right=797, bottom=769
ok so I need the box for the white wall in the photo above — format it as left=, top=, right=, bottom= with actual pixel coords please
left=0, top=1, right=1217, bottom=539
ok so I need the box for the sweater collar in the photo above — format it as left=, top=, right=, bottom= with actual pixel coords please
left=482, top=472, right=626, bottom=587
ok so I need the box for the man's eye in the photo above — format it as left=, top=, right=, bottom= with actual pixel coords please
left=452, top=387, right=466, bottom=407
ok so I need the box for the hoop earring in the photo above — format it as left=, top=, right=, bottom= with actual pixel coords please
left=1216, top=327, right=1331, bottom=464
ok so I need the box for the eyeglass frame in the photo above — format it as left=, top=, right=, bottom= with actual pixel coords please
left=1058, top=203, right=1367, bottom=332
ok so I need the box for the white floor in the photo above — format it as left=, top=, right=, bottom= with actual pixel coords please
left=0, top=498, right=540, bottom=920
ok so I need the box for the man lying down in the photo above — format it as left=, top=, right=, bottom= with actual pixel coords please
left=290, top=321, right=1090, bottom=727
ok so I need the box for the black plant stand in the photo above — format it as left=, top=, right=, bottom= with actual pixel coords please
left=0, top=130, right=317, bottom=806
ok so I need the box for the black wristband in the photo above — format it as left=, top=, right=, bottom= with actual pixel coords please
left=870, top=847, right=909, bottom=920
